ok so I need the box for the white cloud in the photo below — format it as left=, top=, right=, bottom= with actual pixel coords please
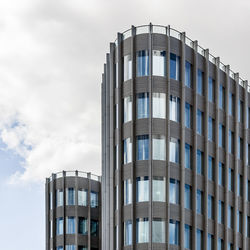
left=0, top=0, right=249, bottom=184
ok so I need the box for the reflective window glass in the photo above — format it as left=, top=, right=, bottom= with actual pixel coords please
left=137, top=135, right=149, bottom=161
left=170, top=95, right=180, bottom=122
left=153, top=93, right=166, bottom=118
left=153, top=177, right=165, bottom=202
left=79, top=217, right=88, bottom=235
left=136, top=177, right=149, bottom=202
left=169, top=138, right=180, bottom=163
left=137, top=93, right=149, bottom=119
left=136, top=50, right=149, bottom=77
left=170, top=53, right=180, bottom=81
left=123, top=55, right=132, bottom=82
left=152, top=135, right=165, bottom=160
left=124, top=179, right=132, bottom=205
left=153, top=50, right=166, bottom=76
left=123, top=138, right=132, bottom=164
left=152, top=219, right=165, bottom=243
left=123, top=96, right=132, bottom=123
left=136, top=218, right=149, bottom=243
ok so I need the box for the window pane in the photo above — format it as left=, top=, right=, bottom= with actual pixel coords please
left=218, top=239, right=224, bottom=250
left=56, top=189, right=63, bottom=207
left=196, top=150, right=203, bottom=175
left=208, top=117, right=214, bottom=141
left=196, top=190, right=203, bottom=214
left=185, top=184, right=192, bottom=209
left=169, top=138, right=180, bottom=163
left=208, top=195, right=214, bottom=220
left=78, top=217, right=88, bottom=235
left=123, top=138, right=132, bottom=164
left=219, top=124, right=225, bottom=148
left=153, top=50, right=166, bottom=76
left=136, top=50, right=149, bottom=77
left=124, top=179, right=132, bottom=205
left=218, top=162, right=224, bottom=186
left=185, top=143, right=192, bottom=169
left=137, top=135, right=149, bottom=160
left=208, top=77, right=214, bottom=102
left=57, top=218, right=64, bottom=235
left=78, top=189, right=87, bottom=206
left=66, top=188, right=75, bottom=205
left=229, top=92, right=234, bottom=116
left=123, top=96, right=132, bottom=123
left=123, top=55, right=132, bottom=81
left=66, top=246, right=75, bottom=250
left=91, top=220, right=98, bottom=236
left=184, top=224, right=191, bottom=249
left=153, top=93, right=166, bottom=118
left=124, top=220, right=132, bottom=245
left=152, top=219, right=165, bottom=243
left=169, top=220, right=179, bottom=245
left=218, top=200, right=224, bottom=224
left=137, top=93, right=149, bottom=119
left=136, top=177, right=149, bottom=202
left=197, top=69, right=204, bottom=95
left=185, top=61, right=192, bottom=88
left=136, top=218, right=149, bottom=243
left=152, top=135, right=166, bottom=160
left=207, top=234, right=214, bottom=250
left=219, top=85, right=225, bottom=109
left=153, top=177, right=165, bottom=202
left=197, top=109, right=203, bottom=135
left=208, top=156, right=214, bottom=181
left=228, top=206, right=233, bottom=228
left=169, top=178, right=180, bottom=204
left=196, top=229, right=203, bottom=250
left=185, top=103, right=192, bottom=129
left=170, top=95, right=180, bottom=122
left=170, top=53, right=180, bottom=81
left=228, top=130, right=233, bottom=154
left=90, top=191, right=98, bottom=208
left=228, top=168, right=234, bottom=192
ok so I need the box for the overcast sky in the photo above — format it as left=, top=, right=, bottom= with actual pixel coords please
left=0, top=0, right=249, bottom=249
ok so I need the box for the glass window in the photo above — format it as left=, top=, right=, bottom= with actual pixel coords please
left=78, top=189, right=87, bottom=206
left=153, top=93, right=166, bottom=118
left=247, top=216, right=250, bottom=237
left=136, top=50, right=149, bottom=77
left=123, top=55, right=132, bottom=81
left=56, top=217, right=63, bottom=235
left=137, top=93, right=149, bottom=119
left=123, top=96, right=132, bottom=123
left=124, top=179, right=132, bottom=205
left=78, top=217, right=88, bottom=235
left=219, top=124, right=225, bottom=148
left=207, top=234, right=214, bottom=250
left=184, top=224, right=191, bottom=250
left=57, top=247, right=63, bottom=250
left=50, top=221, right=53, bottom=238
left=218, top=162, right=224, bottom=187
left=90, top=191, right=98, bottom=208
left=218, top=200, right=224, bottom=224
left=124, top=220, right=132, bottom=245
left=208, top=156, right=214, bottom=181
left=197, top=69, right=204, bottom=95
left=197, top=150, right=204, bottom=175
left=123, top=138, right=132, bottom=164
left=136, top=218, right=149, bottom=243
left=219, top=84, right=225, bottom=109
left=185, top=143, right=192, bottom=169
left=238, top=174, right=243, bottom=197
left=208, top=77, right=214, bottom=102
left=136, top=135, right=149, bottom=160
left=153, top=177, right=165, bottom=202
left=56, top=189, right=63, bottom=207
left=170, top=53, right=180, bottom=81
left=152, top=218, right=165, bottom=243
left=218, top=238, right=224, bottom=250
left=208, top=195, right=214, bottom=220
left=169, top=178, right=180, bottom=204
left=229, top=92, right=234, bottom=116
left=66, top=246, right=75, bottom=250
left=196, top=189, right=203, bottom=214
left=78, top=247, right=87, bottom=250
left=153, top=50, right=166, bottom=76
left=185, top=103, right=192, bottom=129
left=208, top=116, right=214, bottom=141
left=185, top=61, right=192, bottom=88
left=153, top=135, right=166, bottom=160
left=66, top=188, right=75, bottom=206
left=228, top=130, right=234, bottom=154
left=238, top=137, right=243, bottom=160
left=228, top=205, right=233, bottom=229
left=170, top=95, right=180, bottom=122
left=196, top=229, right=203, bottom=250
left=196, top=109, right=203, bottom=135
left=237, top=211, right=242, bottom=233
left=115, top=104, right=118, bottom=128
left=91, top=220, right=98, bottom=236
left=66, top=217, right=75, bottom=234
left=136, top=177, right=149, bottom=202
left=228, top=243, right=233, bottom=250
left=185, top=184, right=192, bottom=210
left=50, top=192, right=53, bottom=210
left=228, top=168, right=234, bottom=192
left=238, top=100, right=243, bottom=123
left=169, top=219, right=179, bottom=245
left=169, top=137, right=180, bottom=163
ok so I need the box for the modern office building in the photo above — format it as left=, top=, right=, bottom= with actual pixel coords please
left=102, top=24, right=250, bottom=250
left=45, top=171, right=101, bottom=250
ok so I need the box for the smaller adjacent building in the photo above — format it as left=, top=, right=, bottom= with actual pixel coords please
left=45, top=171, right=101, bottom=250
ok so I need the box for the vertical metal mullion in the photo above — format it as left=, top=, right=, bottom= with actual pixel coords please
left=165, top=25, right=171, bottom=248
left=180, top=32, right=186, bottom=250
left=192, top=40, right=198, bottom=250
left=234, top=73, right=239, bottom=249
left=242, top=80, right=248, bottom=250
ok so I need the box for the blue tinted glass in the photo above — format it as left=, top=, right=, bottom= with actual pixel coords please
left=169, top=179, right=179, bottom=204
left=219, top=124, right=224, bottom=148
left=185, top=144, right=191, bottom=169
left=196, top=109, right=203, bottom=135
left=228, top=206, right=232, bottom=228
left=184, top=224, right=191, bottom=249
left=228, top=168, right=233, bottom=192
left=218, top=239, right=223, bottom=250
left=170, top=53, right=180, bottom=80
left=91, top=220, right=98, bottom=236
left=218, top=201, right=223, bottom=224
left=208, top=195, right=213, bottom=219
left=185, top=103, right=191, bottom=128
left=207, top=234, right=213, bottom=250
left=169, top=220, right=179, bottom=245
left=208, top=156, right=214, bottom=181
left=137, top=135, right=149, bottom=160
left=219, top=85, right=224, bottom=109
left=196, top=229, right=202, bottom=250
left=208, top=117, right=213, bottom=141
left=185, top=61, right=192, bottom=87
left=196, top=150, right=203, bottom=175
left=67, top=217, right=75, bottom=234
left=229, top=92, right=233, bottom=115
left=136, top=50, right=149, bottom=77
left=228, top=130, right=232, bottom=153
left=218, top=162, right=224, bottom=186
left=137, top=93, right=149, bottom=119
left=238, top=137, right=242, bottom=160
left=185, top=184, right=191, bottom=209
left=208, top=77, right=214, bottom=102
left=196, top=190, right=202, bottom=214
left=197, top=69, right=203, bottom=95
left=125, top=220, right=132, bottom=245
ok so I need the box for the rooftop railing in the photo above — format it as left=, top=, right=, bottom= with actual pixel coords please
left=114, top=24, right=248, bottom=90
left=47, top=170, right=101, bottom=182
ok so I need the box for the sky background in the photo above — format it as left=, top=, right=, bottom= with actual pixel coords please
left=0, top=0, right=250, bottom=249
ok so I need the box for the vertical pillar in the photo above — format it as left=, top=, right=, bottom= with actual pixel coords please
left=87, top=173, right=92, bottom=250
